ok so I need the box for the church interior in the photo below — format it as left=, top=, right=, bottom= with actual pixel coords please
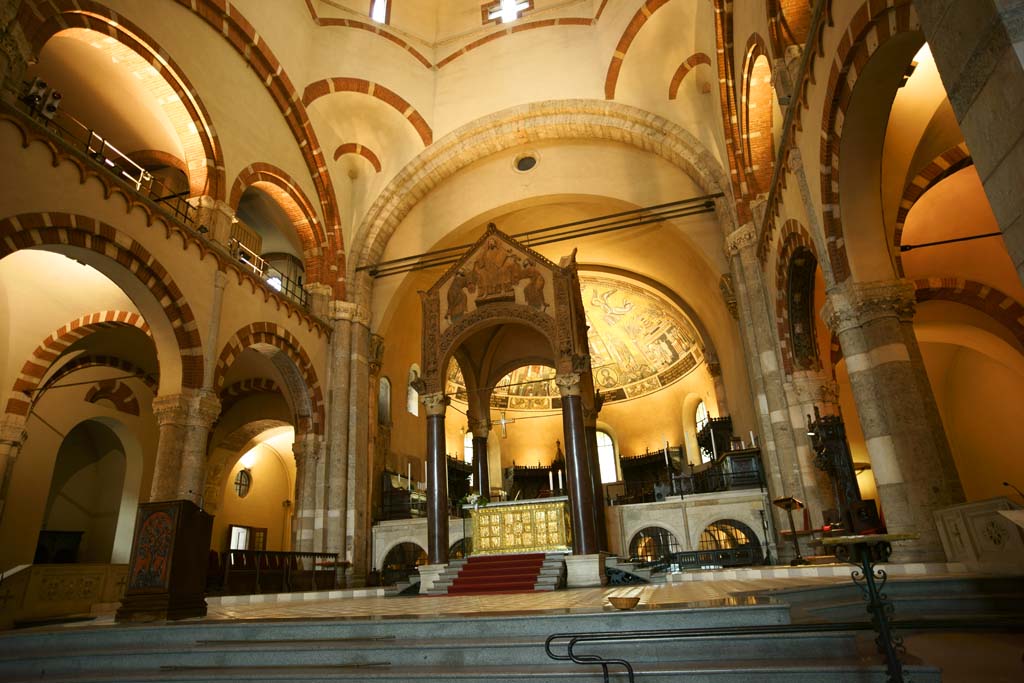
left=0, top=0, right=1023, bottom=679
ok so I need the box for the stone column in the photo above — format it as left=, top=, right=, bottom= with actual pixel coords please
left=470, top=418, right=490, bottom=497
left=292, top=432, right=322, bottom=553
left=556, top=373, right=598, bottom=555
left=783, top=372, right=840, bottom=526
left=704, top=352, right=729, bottom=417
left=325, top=301, right=356, bottom=557
left=149, top=391, right=221, bottom=505
left=0, top=5, right=31, bottom=102
left=423, top=392, right=449, bottom=565
left=726, top=222, right=804, bottom=555
left=582, top=404, right=608, bottom=552
left=346, top=307, right=372, bottom=586
left=822, top=279, right=965, bottom=561
left=0, top=413, right=28, bottom=520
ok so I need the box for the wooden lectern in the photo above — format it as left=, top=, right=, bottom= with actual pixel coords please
left=772, top=496, right=809, bottom=566
left=116, top=499, right=213, bottom=622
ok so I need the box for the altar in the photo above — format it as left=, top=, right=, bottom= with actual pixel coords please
left=468, top=497, right=572, bottom=556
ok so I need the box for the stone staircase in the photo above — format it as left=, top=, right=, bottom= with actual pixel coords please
left=427, top=553, right=564, bottom=595
left=0, top=597, right=942, bottom=682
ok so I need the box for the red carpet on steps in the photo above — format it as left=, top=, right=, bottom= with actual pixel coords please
left=446, top=553, right=547, bottom=595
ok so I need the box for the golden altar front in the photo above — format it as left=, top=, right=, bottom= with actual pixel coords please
left=469, top=497, right=572, bottom=555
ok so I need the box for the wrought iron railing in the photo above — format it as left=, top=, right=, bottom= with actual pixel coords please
left=229, top=239, right=310, bottom=308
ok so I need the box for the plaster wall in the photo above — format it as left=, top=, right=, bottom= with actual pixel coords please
left=213, top=444, right=296, bottom=553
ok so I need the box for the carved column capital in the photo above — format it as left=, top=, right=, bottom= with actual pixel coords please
left=786, top=372, right=839, bottom=408
left=421, top=392, right=449, bottom=417
left=368, top=334, right=385, bottom=376
left=330, top=301, right=371, bottom=325
left=821, top=280, right=916, bottom=334
left=151, top=391, right=221, bottom=428
left=555, top=372, right=582, bottom=397
left=0, top=413, right=28, bottom=447
left=725, top=223, right=758, bottom=256
left=469, top=419, right=491, bottom=438
left=718, top=274, right=738, bottom=319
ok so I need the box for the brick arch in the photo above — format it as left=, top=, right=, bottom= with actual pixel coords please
left=162, top=0, right=345, bottom=298
left=913, top=278, right=1024, bottom=349
left=229, top=163, right=329, bottom=287
left=219, top=377, right=282, bottom=415
left=893, top=143, right=973, bottom=275
left=712, top=0, right=752, bottom=225
left=0, top=213, right=203, bottom=400
left=773, top=220, right=821, bottom=375
left=16, top=1, right=225, bottom=200
left=334, top=143, right=382, bottom=173
left=604, top=0, right=672, bottom=100
left=4, top=310, right=152, bottom=417
left=818, top=0, right=919, bottom=283
left=740, top=33, right=774, bottom=198
left=214, top=324, right=324, bottom=435
left=668, top=52, right=712, bottom=100
left=85, top=379, right=141, bottom=416
left=301, top=78, right=432, bottom=146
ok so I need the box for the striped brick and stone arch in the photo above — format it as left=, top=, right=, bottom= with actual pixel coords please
left=668, top=53, right=712, bottom=100
left=204, top=418, right=292, bottom=516
left=229, top=163, right=331, bottom=289
left=0, top=212, right=204, bottom=400
left=334, top=144, right=382, bottom=174
left=818, top=0, right=919, bottom=283
left=84, top=379, right=141, bottom=416
left=711, top=0, right=752, bottom=226
left=913, top=278, right=1024, bottom=350
left=893, top=143, right=973, bottom=275
left=154, top=0, right=344, bottom=298
left=3, top=310, right=152, bottom=417
left=214, top=324, right=325, bottom=436
left=219, top=378, right=282, bottom=415
left=773, top=220, right=822, bottom=375
left=16, top=1, right=225, bottom=200
left=604, top=0, right=672, bottom=100
left=350, top=99, right=731, bottom=278
left=740, top=33, right=774, bottom=199
left=767, top=0, right=813, bottom=60
left=301, top=77, right=433, bottom=147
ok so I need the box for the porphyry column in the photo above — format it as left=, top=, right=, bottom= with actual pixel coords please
left=556, top=372, right=598, bottom=555
left=423, top=392, right=450, bottom=565
left=471, top=418, right=491, bottom=497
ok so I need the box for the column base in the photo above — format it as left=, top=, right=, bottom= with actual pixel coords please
left=565, top=553, right=607, bottom=588
left=417, top=563, right=447, bottom=594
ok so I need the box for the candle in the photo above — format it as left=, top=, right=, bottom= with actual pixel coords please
left=423, top=460, right=427, bottom=483
left=557, top=470, right=563, bottom=491
left=664, top=439, right=670, bottom=466
left=549, top=470, right=554, bottom=490
left=749, top=430, right=756, bottom=447
left=710, top=428, right=718, bottom=459
left=407, top=463, right=412, bottom=490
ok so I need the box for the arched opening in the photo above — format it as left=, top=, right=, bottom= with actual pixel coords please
left=628, top=526, right=680, bottom=564
left=381, top=542, right=427, bottom=586
left=234, top=185, right=308, bottom=300
left=698, top=519, right=763, bottom=565
left=742, top=50, right=774, bottom=198
left=37, top=420, right=126, bottom=564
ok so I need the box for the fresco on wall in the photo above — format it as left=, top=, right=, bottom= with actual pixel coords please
left=447, top=274, right=703, bottom=409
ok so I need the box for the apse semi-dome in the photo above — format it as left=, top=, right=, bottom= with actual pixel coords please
left=447, top=274, right=704, bottom=409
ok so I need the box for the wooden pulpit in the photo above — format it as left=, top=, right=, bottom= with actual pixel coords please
left=116, top=499, right=213, bottom=622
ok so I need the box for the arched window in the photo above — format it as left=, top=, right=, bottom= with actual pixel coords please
left=370, top=0, right=390, bottom=24
left=378, top=377, right=392, bottom=426
left=407, top=365, right=420, bottom=416
left=628, top=526, right=680, bottom=563
left=698, top=519, right=762, bottom=565
left=234, top=469, right=252, bottom=498
left=695, top=401, right=712, bottom=464
left=596, top=430, right=617, bottom=483
left=463, top=432, right=474, bottom=464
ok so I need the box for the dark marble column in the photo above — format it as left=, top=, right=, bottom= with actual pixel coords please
left=423, top=392, right=449, bottom=565
left=557, top=373, right=598, bottom=555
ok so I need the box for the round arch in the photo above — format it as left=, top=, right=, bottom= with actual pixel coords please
left=18, top=4, right=225, bottom=199
left=0, top=213, right=203, bottom=397
left=214, top=323, right=325, bottom=436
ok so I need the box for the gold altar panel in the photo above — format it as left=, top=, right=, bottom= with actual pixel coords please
left=470, top=500, right=571, bottom=555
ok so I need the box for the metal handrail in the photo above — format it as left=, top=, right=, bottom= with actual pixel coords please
left=545, top=617, right=1024, bottom=683
left=7, top=86, right=312, bottom=310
